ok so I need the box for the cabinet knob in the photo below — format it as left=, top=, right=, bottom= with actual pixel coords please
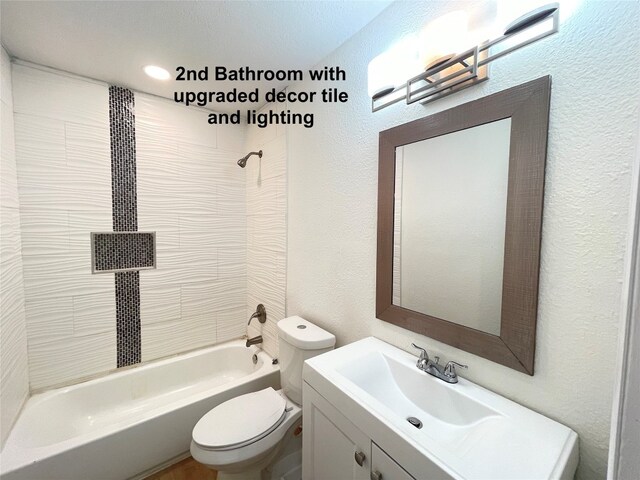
left=371, top=470, right=383, bottom=480
left=354, top=450, right=366, bottom=467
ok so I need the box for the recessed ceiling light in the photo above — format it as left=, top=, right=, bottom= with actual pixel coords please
left=143, top=65, right=171, bottom=80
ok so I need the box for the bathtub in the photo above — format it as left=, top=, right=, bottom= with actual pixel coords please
left=0, top=340, right=279, bottom=480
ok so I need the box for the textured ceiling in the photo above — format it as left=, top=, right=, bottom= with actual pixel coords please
left=1, top=0, right=391, bottom=112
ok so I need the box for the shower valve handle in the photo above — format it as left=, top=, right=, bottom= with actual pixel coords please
left=248, top=304, right=267, bottom=325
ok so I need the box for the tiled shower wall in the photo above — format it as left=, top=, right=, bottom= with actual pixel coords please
left=0, top=47, right=29, bottom=447
left=136, top=93, right=247, bottom=362
left=11, top=62, right=257, bottom=390
left=245, top=102, right=288, bottom=358
left=13, top=63, right=116, bottom=390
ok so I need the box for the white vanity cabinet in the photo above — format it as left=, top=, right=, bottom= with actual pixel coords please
left=302, top=338, right=579, bottom=480
left=370, top=443, right=415, bottom=480
left=303, top=382, right=417, bottom=480
left=302, top=382, right=370, bottom=480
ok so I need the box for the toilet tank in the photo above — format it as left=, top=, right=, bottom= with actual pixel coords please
left=277, top=316, right=335, bottom=405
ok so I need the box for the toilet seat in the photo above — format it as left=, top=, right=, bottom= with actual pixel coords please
left=191, top=389, right=302, bottom=472
left=192, top=387, right=287, bottom=451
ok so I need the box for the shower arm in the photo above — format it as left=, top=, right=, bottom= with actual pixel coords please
left=237, top=150, right=263, bottom=168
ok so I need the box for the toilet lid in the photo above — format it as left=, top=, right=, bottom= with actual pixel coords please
left=192, top=387, right=287, bottom=450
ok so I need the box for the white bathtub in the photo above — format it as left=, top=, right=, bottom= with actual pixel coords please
left=0, top=340, right=279, bottom=480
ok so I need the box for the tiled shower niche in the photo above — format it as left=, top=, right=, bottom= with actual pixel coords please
left=91, top=232, right=156, bottom=273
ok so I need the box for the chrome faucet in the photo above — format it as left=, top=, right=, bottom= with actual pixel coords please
left=246, top=335, right=263, bottom=347
left=411, top=343, right=467, bottom=384
left=248, top=304, right=266, bottom=325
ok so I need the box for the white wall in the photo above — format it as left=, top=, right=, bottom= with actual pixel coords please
left=285, top=1, right=640, bottom=479
left=246, top=102, right=288, bottom=358
left=0, top=47, right=29, bottom=448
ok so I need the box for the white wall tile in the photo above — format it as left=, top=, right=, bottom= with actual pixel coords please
left=141, top=314, right=217, bottom=363
left=252, top=134, right=287, bottom=181
left=245, top=103, right=279, bottom=150
left=216, top=119, right=246, bottom=153
left=73, top=292, right=115, bottom=336
left=24, top=296, right=74, bottom=345
left=68, top=210, right=112, bottom=254
left=1, top=48, right=30, bottom=447
left=218, top=247, right=247, bottom=279
left=0, top=207, right=22, bottom=261
left=136, top=93, right=216, bottom=148
left=12, top=63, right=108, bottom=126
left=1, top=48, right=14, bottom=108
left=182, top=278, right=246, bottom=318
left=11, top=64, right=115, bottom=391
left=136, top=93, right=249, bottom=360
left=22, top=253, right=113, bottom=299
left=248, top=214, right=286, bottom=253
left=217, top=306, right=248, bottom=343
left=1, top=101, right=18, bottom=209
left=28, top=332, right=116, bottom=390
left=178, top=142, right=246, bottom=186
left=19, top=209, right=70, bottom=256
left=13, top=113, right=66, bottom=177
left=15, top=115, right=111, bottom=212
left=65, top=122, right=111, bottom=210
left=244, top=116, right=288, bottom=358
left=140, top=284, right=181, bottom=325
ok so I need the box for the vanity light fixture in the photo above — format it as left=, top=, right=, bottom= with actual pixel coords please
left=143, top=65, right=171, bottom=80
left=370, top=3, right=559, bottom=112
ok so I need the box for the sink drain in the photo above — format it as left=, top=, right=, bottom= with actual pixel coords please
left=407, top=416, right=423, bottom=429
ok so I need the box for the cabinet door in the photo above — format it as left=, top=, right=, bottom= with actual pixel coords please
left=303, top=382, right=370, bottom=480
left=371, top=443, right=416, bottom=480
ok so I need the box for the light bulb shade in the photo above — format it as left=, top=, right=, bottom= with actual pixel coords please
left=419, top=11, right=469, bottom=71
left=368, top=36, right=421, bottom=98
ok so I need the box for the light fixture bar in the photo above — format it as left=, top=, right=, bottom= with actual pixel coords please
left=371, top=5, right=559, bottom=112
left=407, top=47, right=478, bottom=105
left=478, top=10, right=559, bottom=67
left=372, top=84, right=408, bottom=112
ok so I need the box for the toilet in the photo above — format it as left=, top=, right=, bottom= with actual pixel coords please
left=190, top=316, right=335, bottom=480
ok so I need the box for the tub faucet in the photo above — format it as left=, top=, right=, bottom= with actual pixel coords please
left=411, top=343, right=467, bottom=384
left=246, top=335, right=263, bottom=347
left=248, top=304, right=267, bottom=325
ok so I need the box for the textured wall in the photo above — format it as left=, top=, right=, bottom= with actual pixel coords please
left=11, top=63, right=251, bottom=389
left=136, top=93, right=248, bottom=361
left=0, top=47, right=29, bottom=448
left=246, top=102, right=288, bottom=358
left=285, top=1, right=640, bottom=479
left=12, top=63, right=116, bottom=390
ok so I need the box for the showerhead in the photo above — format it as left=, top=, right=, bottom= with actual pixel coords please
left=237, top=150, right=263, bottom=168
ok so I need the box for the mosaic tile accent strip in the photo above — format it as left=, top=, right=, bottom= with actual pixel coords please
left=109, top=86, right=141, bottom=368
left=109, top=86, right=138, bottom=232
left=115, top=271, right=141, bottom=367
left=91, top=232, right=156, bottom=273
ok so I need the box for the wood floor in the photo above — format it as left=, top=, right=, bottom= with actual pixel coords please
left=146, top=457, right=217, bottom=480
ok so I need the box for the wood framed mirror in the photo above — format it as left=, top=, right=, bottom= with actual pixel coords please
left=376, top=76, right=551, bottom=374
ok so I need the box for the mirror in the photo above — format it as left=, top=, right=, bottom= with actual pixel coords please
left=393, top=119, right=511, bottom=336
left=377, top=77, right=551, bottom=374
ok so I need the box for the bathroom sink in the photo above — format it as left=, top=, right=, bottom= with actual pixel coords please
left=336, top=351, right=499, bottom=428
left=303, top=337, right=578, bottom=479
